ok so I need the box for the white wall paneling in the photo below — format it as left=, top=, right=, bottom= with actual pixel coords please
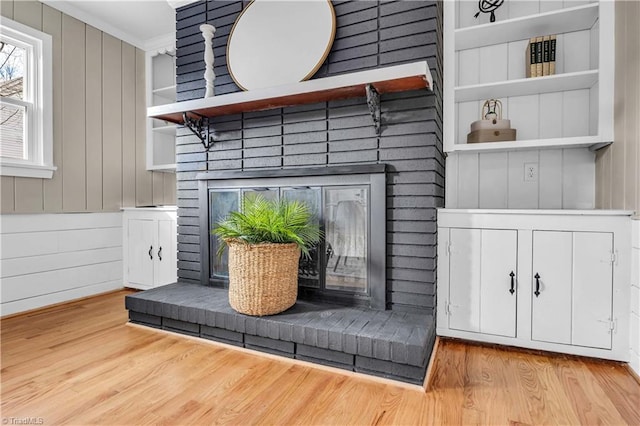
left=538, top=149, right=563, bottom=208
left=446, top=147, right=595, bottom=209
left=562, top=147, right=596, bottom=209
left=0, top=212, right=124, bottom=316
left=630, top=219, right=640, bottom=374
left=478, top=152, right=508, bottom=208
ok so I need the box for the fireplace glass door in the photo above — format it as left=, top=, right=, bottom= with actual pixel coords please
left=324, top=186, right=367, bottom=293
left=208, top=182, right=372, bottom=304
left=202, top=167, right=385, bottom=308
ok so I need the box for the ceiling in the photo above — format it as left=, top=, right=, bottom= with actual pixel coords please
left=41, top=0, right=176, bottom=51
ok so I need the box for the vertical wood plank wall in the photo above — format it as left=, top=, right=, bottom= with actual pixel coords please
left=593, top=0, right=640, bottom=377
left=0, top=0, right=176, bottom=214
left=595, top=0, right=639, bottom=215
left=446, top=149, right=596, bottom=209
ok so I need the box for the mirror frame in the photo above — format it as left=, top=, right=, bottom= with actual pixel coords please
left=226, top=0, right=337, bottom=91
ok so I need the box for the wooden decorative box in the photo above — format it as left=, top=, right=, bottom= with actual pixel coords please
left=467, top=128, right=517, bottom=143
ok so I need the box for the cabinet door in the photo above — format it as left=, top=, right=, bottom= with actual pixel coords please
left=572, top=232, right=613, bottom=349
left=448, top=229, right=518, bottom=336
left=449, top=228, right=481, bottom=333
left=480, top=229, right=517, bottom=337
left=156, top=219, right=177, bottom=286
left=532, top=231, right=573, bottom=345
left=532, top=231, right=614, bottom=349
left=127, top=219, right=155, bottom=287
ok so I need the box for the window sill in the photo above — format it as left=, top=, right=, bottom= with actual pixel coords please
left=0, top=162, right=57, bottom=179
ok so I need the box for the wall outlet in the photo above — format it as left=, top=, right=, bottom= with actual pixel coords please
left=524, top=163, right=538, bottom=182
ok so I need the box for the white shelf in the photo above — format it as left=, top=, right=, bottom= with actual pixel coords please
left=147, top=163, right=176, bottom=172
left=455, top=70, right=599, bottom=103
left=153, top=84, right=177, bottom=99
left=450, top=135, right=610, bottom=153
left=148, top=61, right=433, bottom=124
left=152, top=124, right=177, bottom=135
left=455, top=3, right=599, bottom=51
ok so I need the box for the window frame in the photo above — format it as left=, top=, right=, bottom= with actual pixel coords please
left=0, top=17, right=55, bottom=179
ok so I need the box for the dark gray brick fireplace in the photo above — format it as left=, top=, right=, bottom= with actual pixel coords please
left=127, top=0, right=444, bottom=385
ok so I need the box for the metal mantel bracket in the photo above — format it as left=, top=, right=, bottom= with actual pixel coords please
left=365, top=84, right=381, bottom=135
left=183, top=112, right=218, bottom=151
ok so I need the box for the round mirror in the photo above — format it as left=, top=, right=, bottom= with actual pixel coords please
left=227, top=0, right=336, bottom=91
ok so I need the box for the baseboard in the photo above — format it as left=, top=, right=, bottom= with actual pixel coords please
left=1, top=287, right=133, bottom=319
left=423, top=336, right=440, bottom=392
left=1, top=280, right=125, bottom=317
left=626, top=362, right=640, bottom=386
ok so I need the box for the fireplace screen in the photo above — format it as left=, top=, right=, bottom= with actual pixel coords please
left=200, top=167, right=386, bottom=308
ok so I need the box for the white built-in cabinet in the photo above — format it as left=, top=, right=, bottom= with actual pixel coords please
left=123, top=207, right=177, bottom=290
left=444, top=0, right=614, bottom=152
left=146, top=49, right=177, bottom=171
left=437, top=210, right=632, bottom=361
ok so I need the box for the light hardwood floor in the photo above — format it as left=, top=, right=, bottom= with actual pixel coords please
left=2, top=290, right=639, bottom=425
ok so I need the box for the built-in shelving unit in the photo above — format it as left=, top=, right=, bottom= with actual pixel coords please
left=146, top=50, right=177, bottom=171
left=147, top=61, right=432, bottom=133
left=444, top=1, right=613, bottom=153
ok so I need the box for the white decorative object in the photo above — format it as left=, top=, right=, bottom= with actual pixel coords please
left=200, top=24, right=216, bottom=98
left=469, top=99, right=511, bottom=131
left=227, top=0, right=336, bottom=91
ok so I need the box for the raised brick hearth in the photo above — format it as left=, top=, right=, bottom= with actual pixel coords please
left=126, top=283, right=435, bottom=384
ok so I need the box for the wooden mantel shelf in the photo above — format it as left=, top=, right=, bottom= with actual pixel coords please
left=147, top=61, right=432, bottom=125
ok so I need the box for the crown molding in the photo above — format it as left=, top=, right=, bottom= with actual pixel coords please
left=40, top=0, right=146, bottom=50
left=144, top=33, right=176, bottom=54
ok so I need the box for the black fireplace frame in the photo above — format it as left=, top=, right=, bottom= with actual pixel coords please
left=197, top=164, right=387, bottom=310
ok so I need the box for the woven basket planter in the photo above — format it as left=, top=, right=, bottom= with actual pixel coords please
left=226, top=239, right=301, bottom=316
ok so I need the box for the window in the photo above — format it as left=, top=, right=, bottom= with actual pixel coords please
left=0, top=17, right=54, bottom=178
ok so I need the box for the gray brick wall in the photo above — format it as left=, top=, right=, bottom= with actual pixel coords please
left=175, top=0, right=444, bottom=314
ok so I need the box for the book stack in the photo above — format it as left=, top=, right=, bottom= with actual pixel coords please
left=525, top=35, right=556, bottom=78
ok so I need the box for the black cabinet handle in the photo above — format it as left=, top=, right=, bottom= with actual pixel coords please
left=148, top=245, right=153, bottom=260
left=509, top=271, right=515, bottom=295
left=158, top=246, right=162, bottom=261
left=534, top=273, right=541, bottom=297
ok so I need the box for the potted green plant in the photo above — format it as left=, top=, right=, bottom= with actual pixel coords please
left=213, top=194, right=321, bottom=316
